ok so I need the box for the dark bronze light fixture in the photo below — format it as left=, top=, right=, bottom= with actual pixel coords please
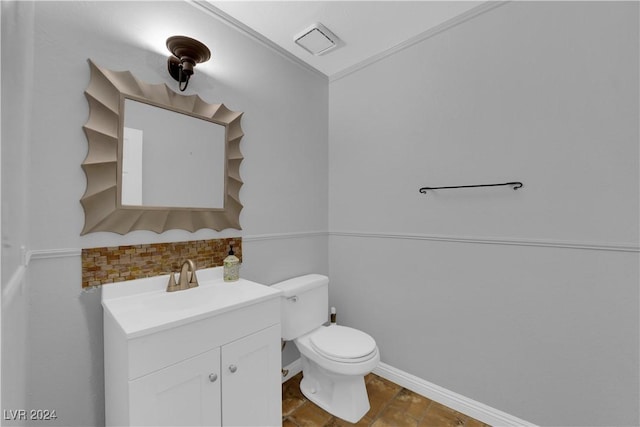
left=166, top=35, right=211, bottom=92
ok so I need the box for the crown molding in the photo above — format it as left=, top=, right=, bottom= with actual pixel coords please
left=189, top=1, right=508, bottom=83
left=330, top=1, right=508, bottom=82
left=189, top=0, right=328, bottom=81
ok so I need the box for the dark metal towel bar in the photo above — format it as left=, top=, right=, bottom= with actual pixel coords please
left=419, top=181, right=523, bottom=194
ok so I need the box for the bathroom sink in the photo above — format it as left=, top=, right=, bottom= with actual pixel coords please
left=133, top=283, right=234, bottom=313
left=135, top=281, right=263, bottom=313
left=102, top=267, right=281, bottom=338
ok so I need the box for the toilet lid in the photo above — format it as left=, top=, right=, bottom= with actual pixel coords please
left=310, top=325, right=376, bottom=361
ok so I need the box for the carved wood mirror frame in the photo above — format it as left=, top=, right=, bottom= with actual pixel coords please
left=81, top=60, right=243, bottom=235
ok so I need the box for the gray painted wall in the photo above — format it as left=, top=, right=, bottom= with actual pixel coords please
left=2, top=1, right=327, bottom=426
left=3, top=1, right=639, bottom=426
left=328, top=2, right=638, bottom=426
left=1, top=0, right=34, bottom=419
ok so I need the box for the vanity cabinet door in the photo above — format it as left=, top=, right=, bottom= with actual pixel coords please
left=221, top=325, right=281, bottom=427
left=129, top=348, right=222, bottom=426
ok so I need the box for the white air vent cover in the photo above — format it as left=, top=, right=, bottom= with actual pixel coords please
left=294, top=23, right=339, bottom=56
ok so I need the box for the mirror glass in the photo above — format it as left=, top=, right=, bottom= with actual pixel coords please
left=121, top=99, right=226, bottom=209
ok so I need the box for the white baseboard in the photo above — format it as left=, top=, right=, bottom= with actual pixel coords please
left=283, top=358, right=536, bottom=426
left=373, top=362, right=537, bottom=427
left=281, top=358, right=303, bottom=383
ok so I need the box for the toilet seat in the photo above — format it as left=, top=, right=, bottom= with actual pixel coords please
left=310, top=325, right=377, bottom=363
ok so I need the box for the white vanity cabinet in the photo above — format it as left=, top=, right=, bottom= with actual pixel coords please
left=129, top=347, right=222, bottom=426
left=102, top=268, right=282, bottom=427
left=128, top=325, right=280, bottom=426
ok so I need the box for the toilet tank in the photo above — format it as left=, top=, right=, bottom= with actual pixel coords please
left=272, top=274, right=329, bottom=340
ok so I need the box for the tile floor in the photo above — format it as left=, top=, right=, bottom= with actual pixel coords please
left=282, top=372, right=491, bottom=427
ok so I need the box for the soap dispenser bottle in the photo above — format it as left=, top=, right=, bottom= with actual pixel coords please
left=223, top=245, right=240, bottom=282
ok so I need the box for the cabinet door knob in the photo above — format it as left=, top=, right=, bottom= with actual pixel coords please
left=209, top=373, right=218, bottom=382
left=229, top=364, right=238, bottom=373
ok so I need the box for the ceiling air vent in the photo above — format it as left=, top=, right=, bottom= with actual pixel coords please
left=294, top=23, right=339, bottom=56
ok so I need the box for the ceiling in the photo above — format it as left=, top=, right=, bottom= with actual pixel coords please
left=203, top=1, right=487, bottom=79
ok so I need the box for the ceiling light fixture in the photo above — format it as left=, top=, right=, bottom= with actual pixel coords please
left=166, top=35, right=211, bottom=92
left=294, top=23, right=340, bottom=56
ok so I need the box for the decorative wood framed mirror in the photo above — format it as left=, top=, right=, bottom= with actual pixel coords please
left=81, top=60, right=243, bottom=234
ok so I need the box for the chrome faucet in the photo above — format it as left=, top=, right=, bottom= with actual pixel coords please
left=166, top=259, right=199, bottom=292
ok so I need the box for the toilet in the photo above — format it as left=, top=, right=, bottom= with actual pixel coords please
left=273, top=274, right=379, bottom=423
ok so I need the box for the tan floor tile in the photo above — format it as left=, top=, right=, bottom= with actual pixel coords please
left=437, top=406, right=488, bottom=427
left=283, top=395, right=307, bottom=417
left=375, top=375, right=403, bottom=389
left=388, top=389, right=433, bottom=421
left=283, top=417, right=300, bottom=427
left=455, top=411, right=491, bottom=427
left=363, top=376, right=402, bottom=419
left=282, top=373, right=490, bottom=427
left=284, top=373, right=304, bottom=395
left=326, top=415, right=374, bottom=427
left=283, top=373, right=308, bottom=417
left=463, top=417, right=488, bottom=427
left=371, top=405, right=419, bottom=427
left=419, top=402, right=465, bottom=427
left=282, top=374, right=306, bottom=400
left=289, top=401, right=334, bottom=427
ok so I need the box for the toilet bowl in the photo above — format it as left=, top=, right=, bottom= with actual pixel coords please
left=273, top=275, right=379, bottom=423
left=295, top=325, right=380, bottom=422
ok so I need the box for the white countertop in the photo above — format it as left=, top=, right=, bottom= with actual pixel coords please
left=102, top=267, right=281, bottom=338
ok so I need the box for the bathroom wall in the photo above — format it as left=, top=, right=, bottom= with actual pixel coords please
left=1, top=0, right=34, bottom=418
left=328, top=2, right=638, bottom=426
left=4, top=1, right=638, bottom=426
left=3, top=1, right=327, bottom=425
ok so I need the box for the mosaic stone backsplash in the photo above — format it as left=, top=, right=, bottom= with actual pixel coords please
left=81, top=238, right=241, bottom=288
